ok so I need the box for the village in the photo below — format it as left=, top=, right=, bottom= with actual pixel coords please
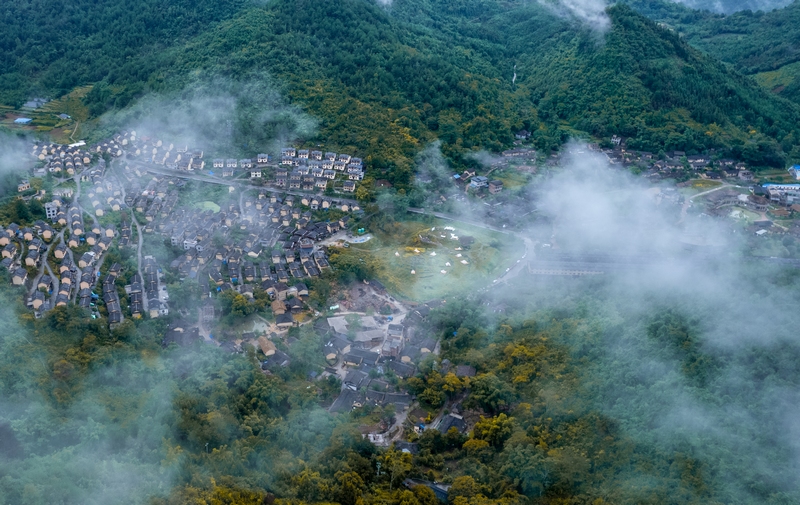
left=5, top=128, right=800, bottom=449
left=1, top=130, right=490, bottom=445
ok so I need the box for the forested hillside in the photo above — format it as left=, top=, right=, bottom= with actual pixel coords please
left=626, top=0, right=800, bottom=104
left=505, top=4, right=800, bottom=164
left=0, top=0, right=247, bottom=107
left=4, top=258, right=800, bottom=504
left=2, top=0, right=800, bottom=168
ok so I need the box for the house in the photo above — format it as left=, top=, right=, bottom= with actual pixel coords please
left=240, top=159, right=253, bottom=168
left=748, top=195, right=770, bottom=212
left=2, top=243, right=17, bottom=259
left=257, top=153, right=270, bottom=164
left=437, top=413, right=467, bottom=434
left=250, top=168, right=262, bottom=178
left=343, top=180, right=356, bottom=192
left=275, top=312, right=295, bottom=328
left=226, top=158, right=238, bottom=168
left=388, top=361, right=416, bottom=379
left=271, top=299, right=287, bottom=315
left=488, top=180, right=504, bottom=194
left=344, top=369, right=371, bottom=391
left=45, top=201, right=60, bottom=220
left=455, top=365, right=477, bottom=377
left=25, top=249, right=39, bottom=267
left=256, top=336, right=277, bottom=357
left=18, top=180, right=31, bottom=192
left=261, top=349, right=291, bottom=369
left=324, top=335, right=352, bottom=361
left=515, top=130, right=531, bottom=140
left=213, top=159, right=224, bottom=168
left=470, top=176, right=489, bottom=188
left=329, top=389, right=362, bottom=413
left=31, top=290, right=45, bottom=311
left=12, top=268, right=27, bottom=286
left=343, top=349, right=380, bottom=367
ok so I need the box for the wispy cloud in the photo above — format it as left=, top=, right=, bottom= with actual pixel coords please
left=539, top=0, right=610, bottom=32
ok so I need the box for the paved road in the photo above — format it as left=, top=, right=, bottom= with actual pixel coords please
left=679, top=183, right=732, bottom=223
left=407, top=207, right=512, bottom=235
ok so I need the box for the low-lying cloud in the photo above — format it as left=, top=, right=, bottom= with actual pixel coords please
left=539, top=0, right=610, bottom=32
left=103, top=73, right=317, bottom=156
left=482, top=142, right=800, bottom=500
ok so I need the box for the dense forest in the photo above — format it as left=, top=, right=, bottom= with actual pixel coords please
left=626, top=0, right=800, bottom=105
left=3, top=0, right=800, bottom=170
left=3, top=254, right=800, bottom=504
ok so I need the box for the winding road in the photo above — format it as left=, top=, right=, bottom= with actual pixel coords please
left=110, top=159, right=147, bottom=313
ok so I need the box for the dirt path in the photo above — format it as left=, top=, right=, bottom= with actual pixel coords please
left=679, top=183, right=731, bottom=223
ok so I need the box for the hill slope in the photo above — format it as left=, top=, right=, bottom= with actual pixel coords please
left=505, top=3, right=800, bottom=163
left=2, top=0, right=800, bottom=169
left=626, top=0, right=800, bottom=104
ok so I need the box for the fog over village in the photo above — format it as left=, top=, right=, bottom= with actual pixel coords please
left=3, top=0, right=800, bottom=504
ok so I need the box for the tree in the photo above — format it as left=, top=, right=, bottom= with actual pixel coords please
left=419, top=387, right=445, bottom=408
left=467, top=374, right=516, bottom=413
left=293, top=467, right=330, bottom=502
left=473, top=414, right=514, bottom=448
left=382, top=449, right=413, bottom=490
left=335, top=471, right=365, bottom=505
left=448, top=476, right=482, bottom=503
left=442, top=372, right=465, bottom=397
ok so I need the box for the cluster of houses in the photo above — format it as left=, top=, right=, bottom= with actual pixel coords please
left=7, top=129, right=370, bottom=328
left=325, top=299, right=452, bottom=414
left=270, top=148, right=364, bottom=193
left=31, top=143, right=93, bottom=177
left=0, top=211, right=120, bottom=320
left=161, top=201, right=349, bottom=316
left=211, top=154, right=271, bottom=177
left=452, top=171, right=504, bottom=194
left=123, top=256, right=167, bottom=320
left=703, top=184, right=800, bottom=217
left=1, top=222, right=56, bottom=293
left=600, top=146, right=755, bottom=181
left=6, top=140, right=142, bottom=322
left=115, top=131, right=205, bottom=170
left=105, top=126, right=367, bottom=195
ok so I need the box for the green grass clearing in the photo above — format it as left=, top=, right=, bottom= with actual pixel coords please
left=194, top=200, right=221, bottom=212
left=355, top=219, right=523, bottom=301
left=493, top=169, right=531, bottom=190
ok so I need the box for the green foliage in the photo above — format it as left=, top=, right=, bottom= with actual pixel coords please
left=0, top=0, right=247, bottom=106
left=4, top=0, right=796, bottom=176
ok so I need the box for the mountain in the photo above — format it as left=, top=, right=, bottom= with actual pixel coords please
left=0, top=0, right=247, bottom=107
left=2, top=0, right=800, bottom=169
left=668, top=0, right=793, bottom=14
left=627, top=0, right=800, bottom=103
